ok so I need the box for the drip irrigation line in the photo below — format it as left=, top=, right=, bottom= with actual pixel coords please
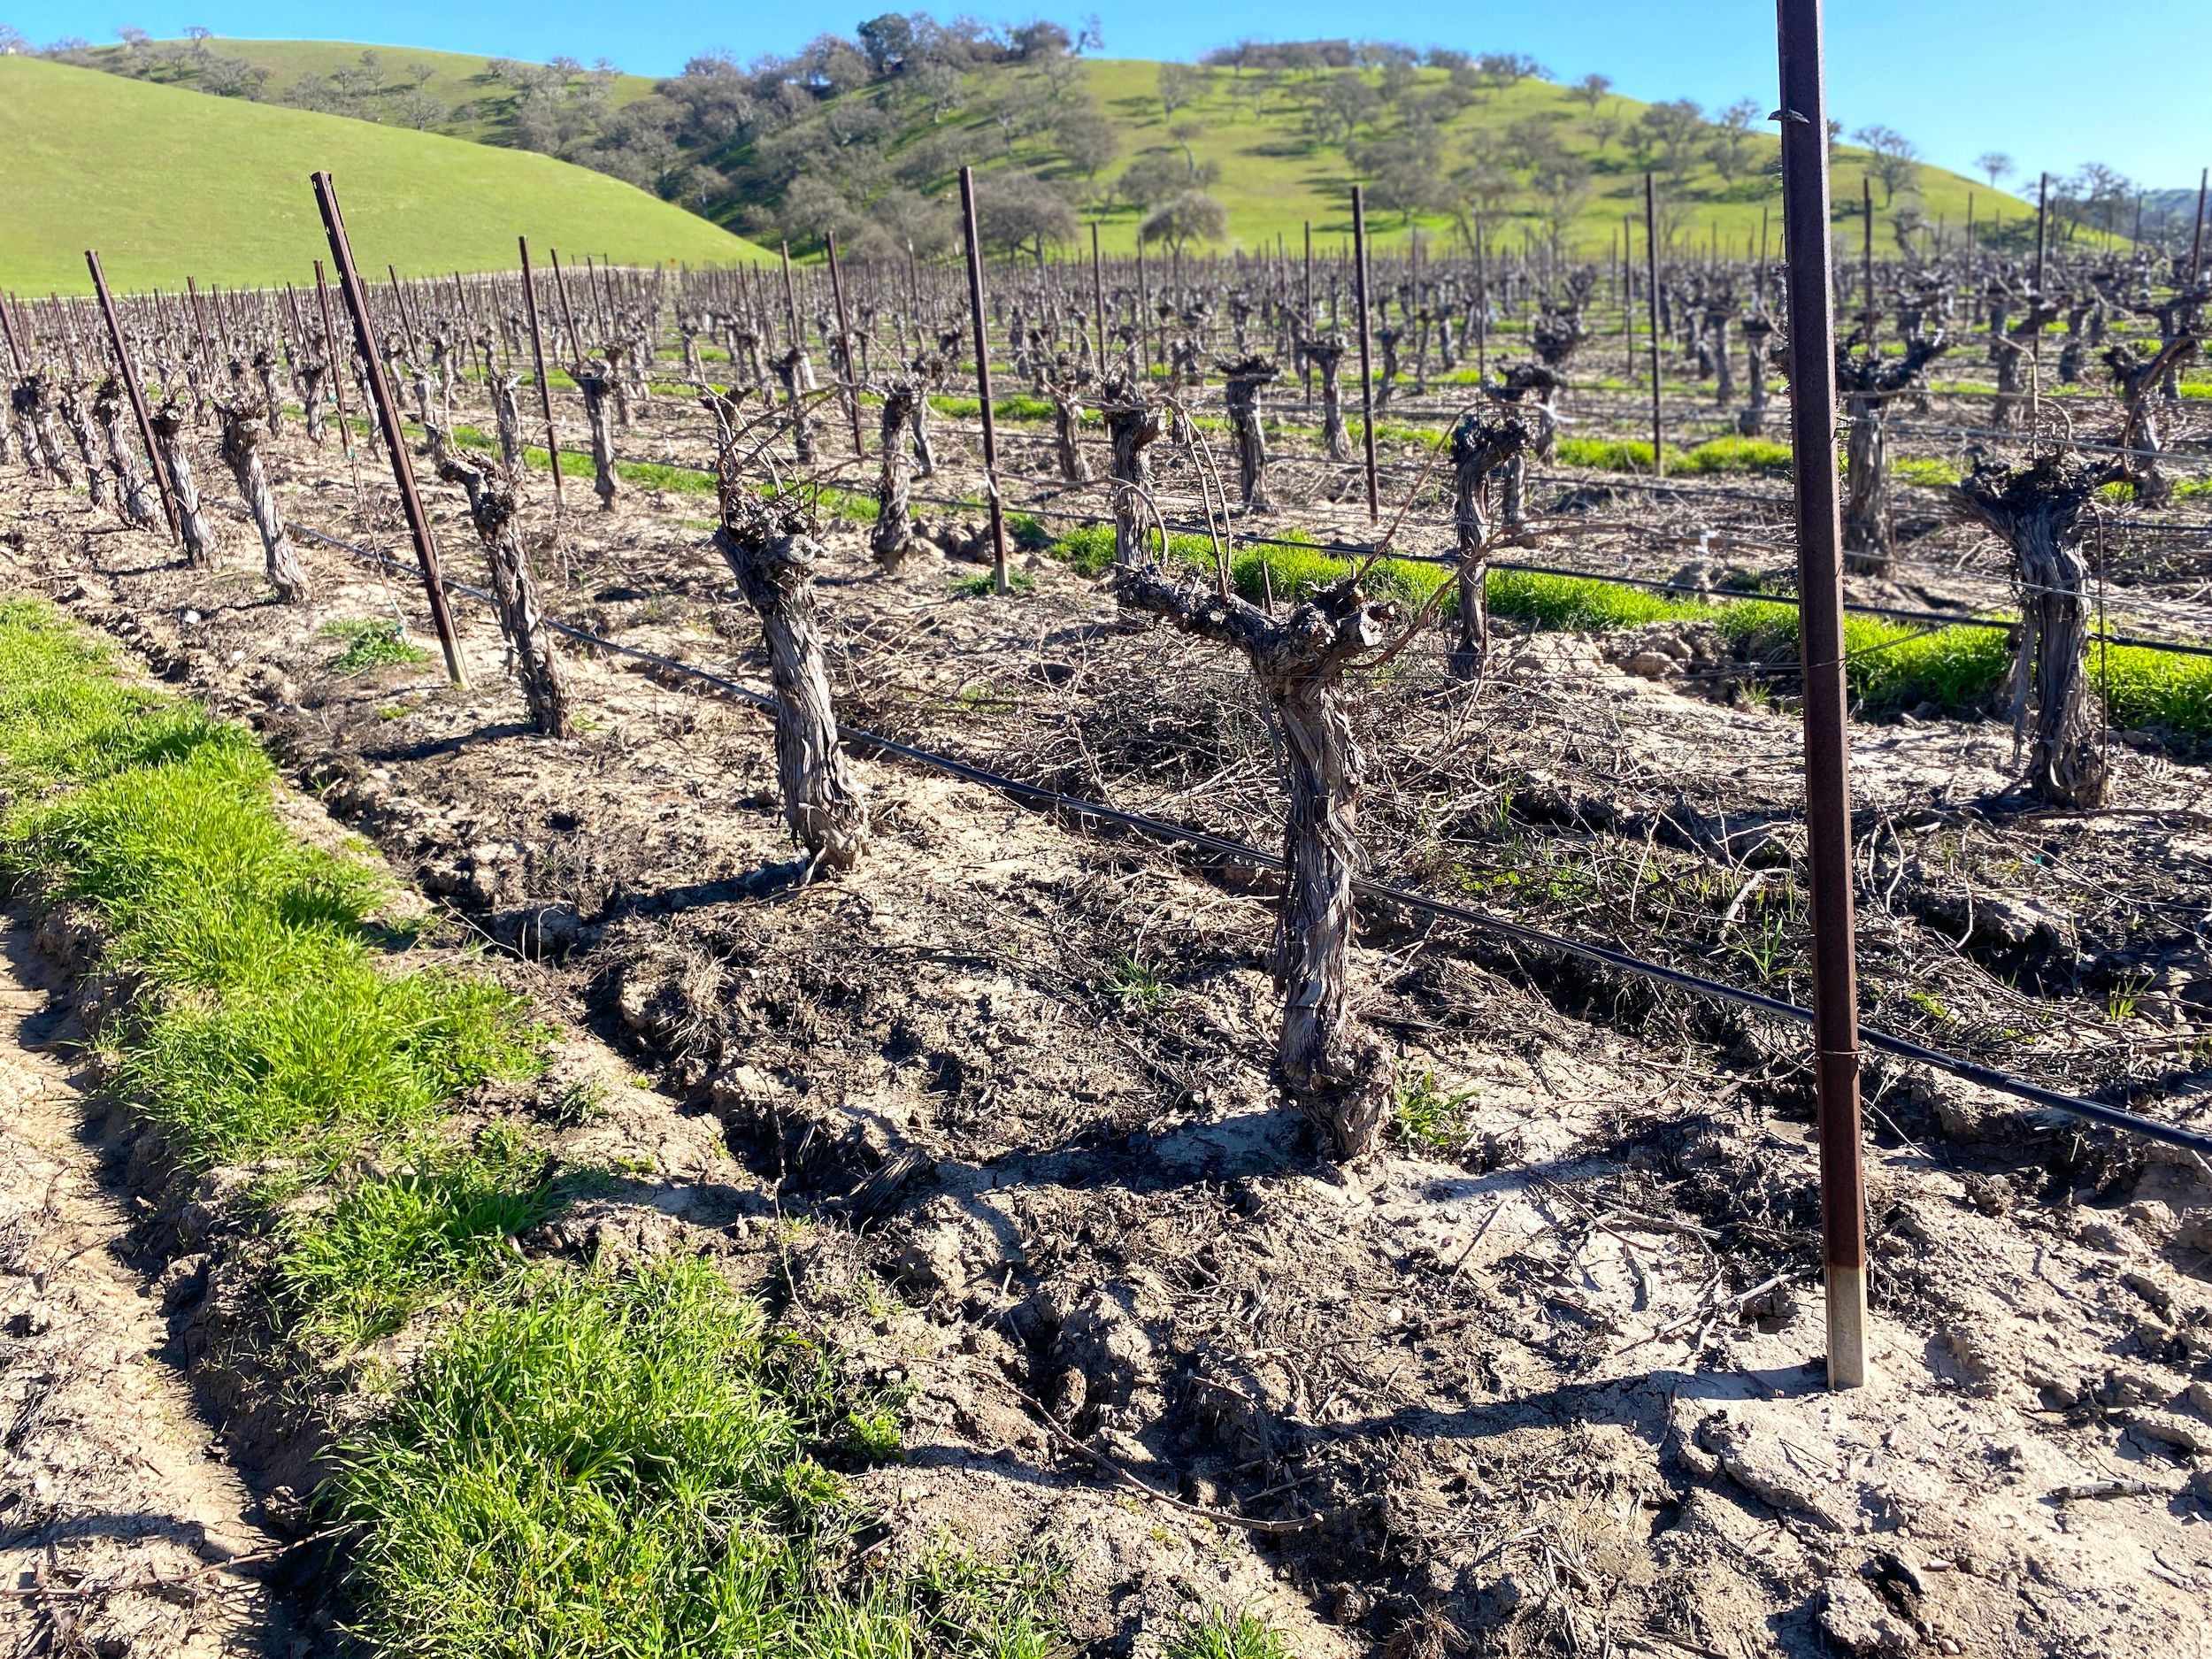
left=895, top=489, right=2212, bottom=660
left=272, top=514, right=2212, bottom=1160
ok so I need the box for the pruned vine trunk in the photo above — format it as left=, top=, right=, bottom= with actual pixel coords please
left=576, top=364, right=621, bottom=511
left=1112, top=563, right=1394, bottom=1160
left=773, top=349, right=816, bottom=466
left=1101, top=377, right=1164, bottom=566
left=150, top=402, right=218, bottom=568
left=872, top=380, right=920, bottom=573
left=93, top=380, right=160, bottom=531
left=1447, top=411, right=1534, bottom=682
left=441, top=457, right=572, bottom=737
left=1302, top=339, right=1351, bottom=461
left=219, top=403, right=309, bottom=603
left=59, top=384, right=111, bottom=509
left=493, top=375, right=525, bottom=470
left=298, top=361, right=328, bottom=447
left=17, top=376, right=79, bottom=487
left=712, top=497, right=870, bottom=872
left=1218, top=356, right=1280, bottom=513
left=1841, top=398, right=1891, bottom=572
left=1950, top=454, right=2108, bottom=807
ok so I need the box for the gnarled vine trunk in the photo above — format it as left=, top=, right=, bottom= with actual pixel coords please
left=1950, top=454, right=2108, bottom=806
left=492, top=375, right=525, bottom=470
left=1447, top=411, right=1535, bottom=682
left=441, top=457, right=572, bottom=737
left=872, top=380, right=920, bottom=572
left=1113, top=564, right=1394, bottom=1160
left=1219, top=356, right=1280, bottom=513
left=58, top=383, right=111, bottom=510
left=713, top=497, right=870, bottom=872
left=150, top=402, right=218, bottom=568
left=576, top=364, right=621, bottom=511
left=1302, top=339, right=1351, bottom=462
left=17, top=376, right=78, bottom=487
left=1101, top=378, right=1164, bottom=566
left=219, top=403, right=309, bottom=603
left=93, top=380, right=159, bottom=531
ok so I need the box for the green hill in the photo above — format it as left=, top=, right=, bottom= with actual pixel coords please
left=780, top=55, right=2032, bottom=258
left=71, top=36, right=659, bottom=146
left=38, top=35, right=2041, bottom=266
left=0, top=57, right=764, bottom=294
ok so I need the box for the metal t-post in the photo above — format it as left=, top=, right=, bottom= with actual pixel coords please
left=1775, top=0, right=1869, bottom=1390
left=956, top=168, right=1010, bottom=595
left=310, top=171, right=469, bottom=689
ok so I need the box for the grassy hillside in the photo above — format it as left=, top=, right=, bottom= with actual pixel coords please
left=73, top=36, right=658, bottom=146
left=42, top=36, right=2043, bottom=265
left=877, top=57, right=2032, bottom=257
left=0, top=58, right=764, bottom=293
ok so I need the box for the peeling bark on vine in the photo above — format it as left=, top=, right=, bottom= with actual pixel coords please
left=1949, top=454, right=2108, bottom=807
left=713, top=496, right=870, bottom=872
left=219, top=402, right=308, bottom=603
left=150, top=402, right=218, bottom=569
left=1111, top=563, right=1394, bottom=1160
left=441, top=457, right=572, bottom=737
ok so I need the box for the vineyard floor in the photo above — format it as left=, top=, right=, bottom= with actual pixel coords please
left=4, top=419, right=2212, bottom=1657
left=0, top=912, right=292, bottom=1656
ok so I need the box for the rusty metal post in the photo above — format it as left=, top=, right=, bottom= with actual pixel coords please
left=1089, top=221, right=1107, bottom=378
left=310, top=172, right=469, bottom=689
left=1349, top=184, right=1380, bottom=523
left=83, top=250, right=181, bottom=543
left=1644, top=175, right=1665, bottom=477
left=1863, top=176, right=1877, bottom=345
left=1775, top=0, right=1868, bottom=1391
left=548, top=249, right=586, bottom=366
left=311, top=260, right=365, bottom=492
left=956, top=167, right=1010, bottom=596
left=0, top=291, right=24, bottom=373
left=2191, top=167, right=2208, bottom=288
left=825, top=230, right=864, bottom=461
left=1135, top=236, right=1149, bottom=376
left=779, top=241, right=803, bottom=353
left=518, top=237, right=568, bottom=518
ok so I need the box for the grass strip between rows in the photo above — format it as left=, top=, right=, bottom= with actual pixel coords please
left=0, top=596, right=1103, bottom=1659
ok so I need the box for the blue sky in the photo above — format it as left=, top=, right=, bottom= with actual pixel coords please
left=14, top=0, right=2208, bottom=190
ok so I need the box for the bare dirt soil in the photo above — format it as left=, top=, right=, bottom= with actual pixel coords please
left=0, top=910, right=293, bottom=1658
left=5, top=417, right=2212, bottom=1659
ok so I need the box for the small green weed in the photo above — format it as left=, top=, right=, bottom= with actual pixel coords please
left=1102, top=954, right=1170, bottom=1010
left=323, top=618, right=429, bottom=676
left=1393, top=1064, right=1479, bottom=1153
left=1164, top=1605, right=1292, bottom=1659
left=951, top=569, right=1038, bottom=597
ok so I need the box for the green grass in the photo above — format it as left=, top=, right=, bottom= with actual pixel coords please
left=73, top=38, right=660, bottom=146
left=0, top=603, right=540, bottom=1170
left=1893, top=457, right=1963, bottom=488
left=2093, top=641, right=2212, bottom=736
left=324, top=618, right=431, bottom=676
left=1552, top=435, right=1792, bottom=475
left=929, top=395, right=1060, bottom=424
left=1, top=57, right=765, bottom=292
left=334, top=1256, right=1058, bottom=1659
left=1164, top=1606, right=1292, bottom=1659
left=271, top=1124, right=562, bottom=1350
left=0, top=597, right=1070, bottom=1653
left=952, top=569, right=1038, bottom=596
